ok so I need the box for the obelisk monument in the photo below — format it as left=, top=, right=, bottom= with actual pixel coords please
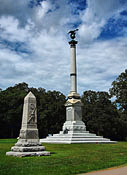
left=40, top=30, right=116, bottom=143
left=6, top=92, right=50, bottom=157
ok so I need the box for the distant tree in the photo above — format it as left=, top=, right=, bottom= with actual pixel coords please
left=0, top=83, right=66, bottom=139
left=0, top=83, right=28, bottom=138
left=110, top=69, right=127, bottom=113
left=109, top=70, right=127, bottom=140
left=37, top=90, right=66, bottom=138
left=81, top=90, right=120, bottom=140
left=2, top=74, right=127, bottom=140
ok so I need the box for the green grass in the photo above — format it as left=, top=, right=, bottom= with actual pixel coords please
left=0, top=139, right=127, bottom=175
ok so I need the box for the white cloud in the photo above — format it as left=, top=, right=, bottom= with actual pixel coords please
left=0, top=0, right=127, bottom=96
left=0, top=16, right=32, bottom=42
left=77, top=37, right=127, bottom=93
left=0, top=0, right=32, bottom=26
left=36, top=0, right=51, bottom=19
left=79, top=0, right=127, bottom=42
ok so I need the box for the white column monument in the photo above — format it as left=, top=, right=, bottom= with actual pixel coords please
left=6, top=92, right=50, bottom=157
left=40, top=30, right=116, bottom=144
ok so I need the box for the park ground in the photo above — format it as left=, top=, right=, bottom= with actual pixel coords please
left=0, top=139, right=127, bottom=175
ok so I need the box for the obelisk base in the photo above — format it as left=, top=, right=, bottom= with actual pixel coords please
left=6, top=151, right=50, bottom=157
left=6, top=137, right=50, bottom=157
left=6, top=129, right=50, bottom=157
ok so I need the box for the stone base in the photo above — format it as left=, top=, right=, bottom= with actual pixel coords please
left=6, top=139, right=50, bottom=157
left=40, top=119, right=116, bottom=144
left=62, top=121, right=86, bottom=132
left=40, top=130, right=116, bottom=144
left=6, top=151, right=50, bottom=157
left=15, top=139, right=42, bottom=147
left=11, top=146, right=45, bottom=152
left=40, top=98, right=116, bottom=144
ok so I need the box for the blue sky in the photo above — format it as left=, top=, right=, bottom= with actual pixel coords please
left=0, top=0, right=127, bottom=95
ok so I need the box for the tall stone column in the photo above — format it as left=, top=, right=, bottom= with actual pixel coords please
left=68, top=39, right=80, bottom=99
left=69, top=40, right=77, bottom=93
left=62, top=30, right=86, bottom=133
left=40, top=29, right=116, bottom=144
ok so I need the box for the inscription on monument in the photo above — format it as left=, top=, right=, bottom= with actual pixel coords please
left=28, top=103, right=36, bottom=124
left=67, top=107, right=73, bottom=121
left=27, top=130, right=38, bottom=139
left=75, top=106, right=82, bottom=121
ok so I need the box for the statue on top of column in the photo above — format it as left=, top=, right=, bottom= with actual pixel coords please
left=68, top=29, right=78, bottom=40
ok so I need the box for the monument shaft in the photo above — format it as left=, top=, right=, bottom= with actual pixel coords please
left=70, top=44, right=77, bottom=93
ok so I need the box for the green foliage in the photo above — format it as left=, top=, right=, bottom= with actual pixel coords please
left=36, top=90, right=66, bottom=138
left=109, top=70, right=127, bottom=140
left=0, top=83, right=66, bottom=139
left=1, top=140, right=127, bottom=175
left=110, top=69, right=127, bottom=112
left=81, top=90, right=120, bottom=140
left=0, top=83, right=28, bottom=138
left=0, top=69, right=127, bottom=141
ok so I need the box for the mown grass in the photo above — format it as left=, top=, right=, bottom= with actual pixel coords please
left=0, top=139, right=127, bottom=175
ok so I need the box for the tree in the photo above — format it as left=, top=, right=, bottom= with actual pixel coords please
left=109, top=70, right=127, bottom=140
left=81, top=90, right=120, bottom=140
left=37, top=90, right=66, bottom=138
left=0, top=83, right=28, bottom=138
left=110, top=69, right=127, bottom=112
left=0, top=83, right=66, bottom=139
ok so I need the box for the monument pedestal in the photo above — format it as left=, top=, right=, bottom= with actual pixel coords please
left=40, top=98, right=116, bottom=144
left=6, top=92, right=50, bottom=157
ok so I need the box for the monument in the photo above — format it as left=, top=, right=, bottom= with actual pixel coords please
left=40, top=30, right=116, bottom=144
left=6, top=92, right=50, bottom=157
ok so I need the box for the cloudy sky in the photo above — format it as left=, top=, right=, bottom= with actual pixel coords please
left=0, top=0, right=127, bottom=95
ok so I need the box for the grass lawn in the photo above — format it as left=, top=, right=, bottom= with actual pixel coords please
left=0, top=139, right=127, bottom=175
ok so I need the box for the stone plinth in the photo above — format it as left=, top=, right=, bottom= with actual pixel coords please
left=6, top=92, right=50, bottom=157
left=6, top=151, right=50, bottom=157
left=62, top=99, right=85, bottom=132
left=40, top=99, right=116, bottom=144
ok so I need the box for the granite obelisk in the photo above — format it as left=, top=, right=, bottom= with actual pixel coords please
left=40, top=30, right=116, bottom=144
left=6, top=92, right=50, bottom=157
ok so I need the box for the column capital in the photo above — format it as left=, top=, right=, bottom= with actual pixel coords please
left=69, top=40, right=78, bottom=48
left=68, top=92, right=80, bottom=99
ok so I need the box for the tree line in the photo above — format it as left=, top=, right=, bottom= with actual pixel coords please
left=0, top=70, right=127, bottom=141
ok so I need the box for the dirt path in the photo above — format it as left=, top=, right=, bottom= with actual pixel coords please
left=79, top=166, right=127, bottom=175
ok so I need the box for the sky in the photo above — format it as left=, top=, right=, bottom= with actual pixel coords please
left=0, top=0, right=127, bottom=96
